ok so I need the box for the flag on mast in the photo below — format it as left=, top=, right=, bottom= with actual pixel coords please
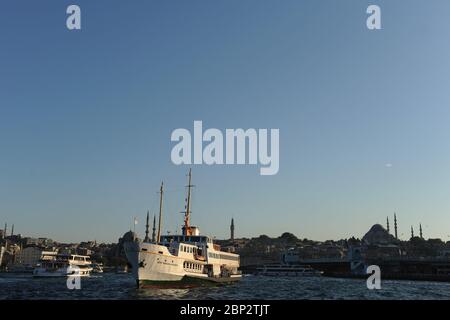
left=133, top=217, right=138, bottom=233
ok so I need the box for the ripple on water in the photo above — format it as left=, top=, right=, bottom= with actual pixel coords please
left=1, top=274, right=450, bottom=300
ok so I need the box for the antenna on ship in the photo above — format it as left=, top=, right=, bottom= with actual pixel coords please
left=182, top=169, right=194, bottom=236
left=157, top=181, right=164, bottom=243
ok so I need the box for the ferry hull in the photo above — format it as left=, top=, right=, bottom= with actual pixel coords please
left=124, top=241, right=241, bottom=288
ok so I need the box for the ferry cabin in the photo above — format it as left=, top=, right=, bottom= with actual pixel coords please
left=54, top=254, right=92, bottom=266
left=158, top=235, right=240, bottom=277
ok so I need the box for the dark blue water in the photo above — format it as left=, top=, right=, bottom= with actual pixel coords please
left=1, top=273, right=450, bottom=300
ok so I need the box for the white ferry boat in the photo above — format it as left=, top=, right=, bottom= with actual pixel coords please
left=124, top=169, right=241, bottom=288
left=33, top=254, right=93, bottom=277
left=256, top=264, right=324, bottom=277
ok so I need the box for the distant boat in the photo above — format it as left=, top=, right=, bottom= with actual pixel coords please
left=116, top=265, right=129, bottom=274
left=33, top=254, right=93, bottom=278
left=91, top=263, right=104, bottom=273
left=256, top=264, right=323, bottom=277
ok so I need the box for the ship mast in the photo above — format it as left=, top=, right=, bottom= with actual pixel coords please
left=183, top=169, right=194, bottom=236
left=156, top=181, right=164, bottom=243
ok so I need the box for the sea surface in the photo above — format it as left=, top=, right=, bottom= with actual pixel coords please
left=1, top=273, right=450, bottom=300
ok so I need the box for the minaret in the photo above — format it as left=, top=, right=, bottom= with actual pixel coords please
left=394, top=213, right=398, bottom=239
left=411, top=226, right=414, bottom=239
left=419, top=224, right=423, bottom=239
left=151, top=215, right=156, bottom=242
left=3, top=223, right=7, bottom=239
left=386, top=216, right=390, bottom=233
left=144, top=211, right=150, bottom=242
left=230, top=218, right=235, bottom=242
left=11, top=224, right=14, bottom=237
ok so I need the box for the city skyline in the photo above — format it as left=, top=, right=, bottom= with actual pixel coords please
left=0, top=213, right=436, bottom=244
left=2, top=1, right=450, bottom=242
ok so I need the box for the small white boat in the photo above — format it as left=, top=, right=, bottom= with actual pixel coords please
left=256, top=264, right=323, bottom=277
left=33, top=254, right=93, bottom=278
left=91, top=263, right=104, bottom=273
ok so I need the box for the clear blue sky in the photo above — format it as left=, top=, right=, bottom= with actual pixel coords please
left=1, top=1, right=450, bottom=243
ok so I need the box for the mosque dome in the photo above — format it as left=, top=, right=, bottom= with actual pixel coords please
left=362, top=224, right=396, bottom=245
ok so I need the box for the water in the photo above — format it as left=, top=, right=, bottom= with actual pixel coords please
left=1, top=273, right=450, bottom=300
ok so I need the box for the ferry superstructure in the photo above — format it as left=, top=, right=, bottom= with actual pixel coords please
left=124, top=169, right=241, bottom=288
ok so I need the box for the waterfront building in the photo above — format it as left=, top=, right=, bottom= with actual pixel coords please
left=23, top=237, right=39, bottom=246
left=14, top=247, right=57, bottom=267
left=77, top=248, right=93, bottom=256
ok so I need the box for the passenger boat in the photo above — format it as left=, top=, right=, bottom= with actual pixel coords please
left=124, top=169, right=241, bottom=288
left=33, top=254, right=93, bottom=277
